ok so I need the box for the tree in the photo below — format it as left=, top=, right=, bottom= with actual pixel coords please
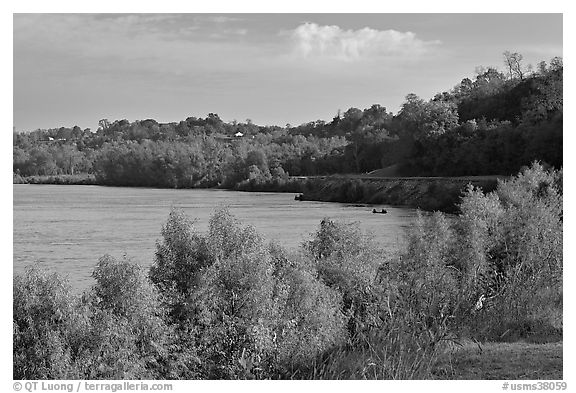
left=537, top=61, right=548, bottom=75
left=549, top=56, right=563, bottom=71
left=340, top=107, right=364, bottom=135
left=345, top=125, right=390, bottom=172
left=245, top=149, right=269, bottom=175
left=398, top=94, right=459, bottom=139
left=454, top=78, right=474, bottom=99
left=98, top=119, right=110, bottom=131
left=504, top=51, right=526, bottom=80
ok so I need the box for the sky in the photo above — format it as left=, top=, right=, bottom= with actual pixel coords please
left=13, top=13, right=563, bottom=132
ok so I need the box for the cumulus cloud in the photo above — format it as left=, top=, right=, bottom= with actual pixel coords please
left=290, top=22, right=440, bottom=61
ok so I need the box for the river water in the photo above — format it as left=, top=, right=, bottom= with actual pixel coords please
left=13, top=185, right=419, bottom=291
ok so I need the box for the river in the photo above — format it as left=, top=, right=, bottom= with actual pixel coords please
left=13, top=185, right=420, bottom=291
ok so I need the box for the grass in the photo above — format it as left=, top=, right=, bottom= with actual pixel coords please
left=432, top=340, right=563, bottom=380
left=14, top=173, right=97, bottom=185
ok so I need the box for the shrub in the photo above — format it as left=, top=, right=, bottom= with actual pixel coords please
left=13, top=266, right=81, bottom=379
left=305, top=218, right=384, bottom=338
left=366, top=212, right=462, bottom=378
left=298, top=217, right=454, bottom=379
left=150, top=208, right=351, bottom=378
left=472, top=162, right=563, bottom=340
left=400, top=211, right=462, bottom=334
left=90, top=255, right=177, bottom=377
left=14, top=258, right=197, bottom=379
left=190, top=249, right=278, bottom=378
left=187, top=208, right=343, bottom=378
left=205, top=207, right=264, bottom=261
left=293, top=215, right=459, bottom=379
left=455, top=185, right=504, bottom=293
left=398, top=162, right=563, bottom=342
left=272, top=258, right=348, bottom=374
left=150, top=208, right=211, bottom=322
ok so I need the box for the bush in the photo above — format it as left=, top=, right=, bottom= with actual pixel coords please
left=293, top=215, right=460, bottom=379
left=473, top=162, right=563, bottom=340
left=89, top=255, right=177, bottom=378
left=150, top=208, right=211, bottom=323
left=272, top=258, right=348, bottom=374
left=13, top=266, right=82, bottom=379
left=190, top=248, right=278, bottom=378
left=149, top=208, right=350, bottom=378
left=14, top=258, right=195, bottom=379
left=400, top=211, right=462, bottom=336
left=305, top=218, right=384, bottom=338
left=183, top=209, right=274, bottom=377
left=364, top=213, right=461, bottom=379
left=398, top=162, right=563, bottom=342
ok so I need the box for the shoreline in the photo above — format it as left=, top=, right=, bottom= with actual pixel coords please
left=13, top=173, right=505, bottom=213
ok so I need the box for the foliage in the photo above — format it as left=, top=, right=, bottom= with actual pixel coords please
left=14, top=266, right=83, bottom=379
left=14, top=259, right=196, bottom=380
left=398, top=162, right=563, bottom=341
left=146, top=208, right=349, bottom=378
left=272, top=261, right=348, bottom=372
left=150, top=208, right=210, bottom=322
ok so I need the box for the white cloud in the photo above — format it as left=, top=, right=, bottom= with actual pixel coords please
left=290, top=22, right=440, bottom=61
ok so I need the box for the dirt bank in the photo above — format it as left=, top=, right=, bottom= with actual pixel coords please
left=297, top=175, right=506, bottom=213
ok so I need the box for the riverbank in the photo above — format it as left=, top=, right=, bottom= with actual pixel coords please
left=294, top=175, right=506, bottom=213
left=14, top=173, right=506, bottom=213
left=13, top=173, right=98, bottom=185
left=217, top=174, right=508, bottom=212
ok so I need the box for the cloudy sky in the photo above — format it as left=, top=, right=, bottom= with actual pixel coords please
left=13, top=13, right=562, bottom=132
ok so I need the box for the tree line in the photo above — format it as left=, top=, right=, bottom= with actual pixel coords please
left=13, top=53, right=562, bottom=188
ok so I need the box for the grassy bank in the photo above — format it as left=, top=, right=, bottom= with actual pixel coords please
left=13, top=173, right=98, bottom=185
left=432, top=341, right=563, bottom=380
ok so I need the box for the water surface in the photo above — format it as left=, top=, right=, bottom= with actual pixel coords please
left=14, top=185, right=419, bottom=290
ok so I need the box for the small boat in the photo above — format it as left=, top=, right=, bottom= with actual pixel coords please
left=372, top=208, right=387, bottom=214
left=295, top=194, right=305, bottom=201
